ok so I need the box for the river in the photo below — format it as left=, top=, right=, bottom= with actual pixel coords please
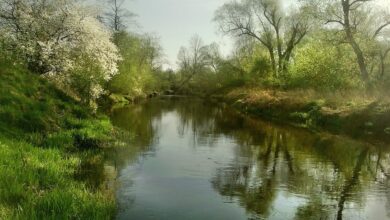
left=106, top=97, right=390, bottom=220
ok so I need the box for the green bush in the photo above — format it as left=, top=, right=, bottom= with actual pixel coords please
left=287, top=41, right=363, bottom=91
left=109, top=32, right=160, bottom=98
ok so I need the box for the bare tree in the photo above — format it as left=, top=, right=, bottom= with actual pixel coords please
left=203, top=42, right=223, bottom=73
left=214, top=0, right=310, bottom=76
left=141, top=34, right=165, bottom=71
left=176, top=35, right=210, bottom=90
left=104, top=0, right=135, bottom=32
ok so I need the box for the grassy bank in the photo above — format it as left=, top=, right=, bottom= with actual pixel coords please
left=0, top=61, right=118, bottom=219
left=211, top=87, right=390, bottom=143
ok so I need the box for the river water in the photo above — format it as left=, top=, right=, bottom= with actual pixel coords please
left=108, top=97, right=390, bottom=220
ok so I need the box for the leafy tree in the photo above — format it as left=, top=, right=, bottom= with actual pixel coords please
left=214, top=0, right=310, bottom=76
left=306, top=0, right=390, bottom=87
left=109, top=31, right=164, bottom=97
left=288, top=37, right=361, bottom=91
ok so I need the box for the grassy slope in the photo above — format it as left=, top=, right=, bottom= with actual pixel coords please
left=0, top=61, right=116, bottom=219
left=212, top=87, right=390, bottom=143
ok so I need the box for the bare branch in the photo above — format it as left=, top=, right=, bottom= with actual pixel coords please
left=349, top=0, right=372, bottom=8
left=326, top=19, right=345, bottom=26
left=373, top=21, right=390, bottom=39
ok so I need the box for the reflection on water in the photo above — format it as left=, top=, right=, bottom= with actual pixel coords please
left=108, top=97, right=390, bottom=220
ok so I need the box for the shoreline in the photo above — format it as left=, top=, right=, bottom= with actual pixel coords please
left=208, top=87, right=390, bottom=144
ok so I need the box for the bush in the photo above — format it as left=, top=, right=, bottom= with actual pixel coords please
left=109, top=32, right=160, bottom=98
left=287, top=41, right=363, bottom=91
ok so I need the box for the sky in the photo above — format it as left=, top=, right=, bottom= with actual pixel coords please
left=124, top=0, right=233, bottom=69
left=124, top=0, right=390, bottom=69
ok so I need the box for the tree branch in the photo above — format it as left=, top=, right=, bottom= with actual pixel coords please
left=349, top=0, right=372, bottom=8
left=373, top=21, right=390, bottom=39
left=326, top=19, right=345, bottom=26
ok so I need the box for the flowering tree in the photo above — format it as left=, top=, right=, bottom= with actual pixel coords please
left=0, top=0, right=120, bottom=104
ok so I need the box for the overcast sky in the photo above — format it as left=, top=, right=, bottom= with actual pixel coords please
left=123, top=0, right=233, bottom=68
left=123, top=0, right=390, bottom=69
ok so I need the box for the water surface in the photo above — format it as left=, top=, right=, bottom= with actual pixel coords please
left=109, top=97, right=390, bottom=220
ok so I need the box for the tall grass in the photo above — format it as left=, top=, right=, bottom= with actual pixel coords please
left=0, top=57, right=119, bottom=218
left=0, top=138, right=115, bottom=219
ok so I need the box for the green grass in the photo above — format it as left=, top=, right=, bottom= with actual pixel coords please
left=0, top=58, right=118, bottom=219
left=0, top=138, right=115, bottom=219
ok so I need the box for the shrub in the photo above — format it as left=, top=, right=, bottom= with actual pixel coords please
left=287, top=40, right=363, bottom=91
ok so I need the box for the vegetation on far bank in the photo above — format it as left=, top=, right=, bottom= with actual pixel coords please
left=211, top=87, right=390, bottom=142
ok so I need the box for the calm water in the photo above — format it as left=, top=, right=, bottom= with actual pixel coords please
left=107, top=97, right=390, bottom=220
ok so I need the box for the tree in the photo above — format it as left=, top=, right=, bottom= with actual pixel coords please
left=104, top=0, right=135, bottom=32
left=109, top=32, right=164, bottom=97
left=307, top=0, right=390, bottom=87
left=214, top=0, right=310, bottom=76
left=176, top=35, right=210, bottom=91
left=138, top=34, right=165, bottom=72
left=203, top=42, right=223, bottom=73
left=230, top=36, right=270, bottom=78
left=0, top=0, right=120, bottom=104
left=289, top=37, right=361, bottom=90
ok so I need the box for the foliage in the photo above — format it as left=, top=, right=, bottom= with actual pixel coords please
left=0, top=0, right=120, bottom=104
left=176, top=0, right=390, bottom=94
left=109, top=31, right=163, bottom=98
left=287, top=39, right=363, bottom=91
left=214, top=0, right=310, bottom=75
left=303, top=0, right=390, bottom=86
left=0, top=58, right=117, bottom=146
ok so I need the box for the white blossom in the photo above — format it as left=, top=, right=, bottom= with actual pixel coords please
left=0, top=0, right=121, bottom=102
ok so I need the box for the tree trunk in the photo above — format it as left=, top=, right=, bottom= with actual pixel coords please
left=342, top=0, right=370, bottom=87
left=348, top=37, right=370, bottom=83
left=268, top=47, right=277, bottom=77
left=379, top=48, right=390, bottom=79
left=276, top=30, right=283, bottom=74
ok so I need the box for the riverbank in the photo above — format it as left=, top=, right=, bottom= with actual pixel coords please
left=104, top=90, right=169, bottom=107
left=210, top=87, right=390, bottom=143
left=0, top=62, right=120, bottom=218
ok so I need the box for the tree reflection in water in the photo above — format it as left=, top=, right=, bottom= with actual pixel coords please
left=109, top=97, right=390, bottom=220
left=211, top=108, right=389, bottom=219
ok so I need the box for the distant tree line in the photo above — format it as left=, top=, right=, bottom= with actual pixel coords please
left=1, top=0, right=389, bottom=105
left=174, top=0, right=390, bottom=94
